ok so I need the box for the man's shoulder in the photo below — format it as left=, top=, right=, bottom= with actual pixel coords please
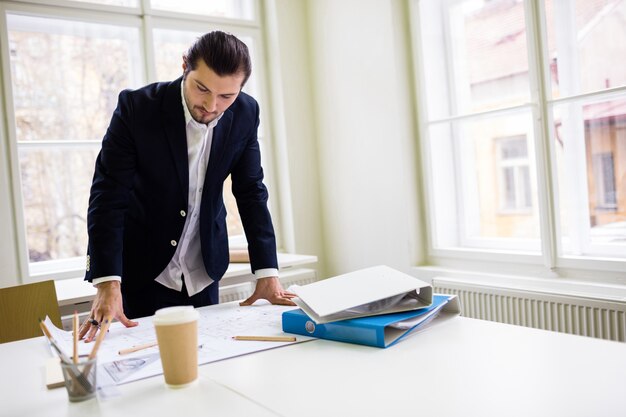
left=119, top=78, right=180, bottom=108
left=234, top=91, right=258, bottom=107
left=230, top=91, right=259, bottom=122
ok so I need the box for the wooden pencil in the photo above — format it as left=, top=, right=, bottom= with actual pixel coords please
left=232, top=335, right=296, bottom=342
left=87, top=317, right=111, bottom=360
left=118, top=341, right=158, bottom=355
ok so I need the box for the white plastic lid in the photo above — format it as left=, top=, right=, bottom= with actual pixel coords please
left=152, top=306, right=199, bottom=325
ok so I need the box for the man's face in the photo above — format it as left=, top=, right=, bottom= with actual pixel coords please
left=182, top=58, right=245, bottom=124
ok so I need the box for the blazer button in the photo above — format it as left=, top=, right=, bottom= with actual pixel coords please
left=170, top=240, right=177, bottom=247
left=180, top=210, right=186, bottom=217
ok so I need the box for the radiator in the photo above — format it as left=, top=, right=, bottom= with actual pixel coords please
left=433, top=277, right=626, bottom=342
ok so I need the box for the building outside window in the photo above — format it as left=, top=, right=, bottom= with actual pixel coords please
left=414, top=0, right=626, bottom=270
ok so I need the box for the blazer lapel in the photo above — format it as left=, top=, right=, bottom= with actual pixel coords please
left=206, top=109, right=233, bottom=176
left=162, top=78, right=189, bottom=205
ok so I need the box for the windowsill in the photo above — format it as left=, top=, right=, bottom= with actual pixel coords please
left=410, top=265, right=626, bottom=303
left=54, top=253, right=318, bottom=308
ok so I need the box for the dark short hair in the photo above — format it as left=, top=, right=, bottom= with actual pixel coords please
left=183, top=31, right=252, bottom=87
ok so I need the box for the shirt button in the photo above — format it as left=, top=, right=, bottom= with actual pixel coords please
left=198, top=187, right=203, bottom=193
left=170, top=240, right=177, bottom=247
left=180, top=210, right=186, bottom=217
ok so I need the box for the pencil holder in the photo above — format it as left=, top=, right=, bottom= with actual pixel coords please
left=60, top=356, right=97, bottom=402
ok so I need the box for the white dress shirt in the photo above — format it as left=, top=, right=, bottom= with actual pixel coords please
left=92, top=80, right=278, bottom=294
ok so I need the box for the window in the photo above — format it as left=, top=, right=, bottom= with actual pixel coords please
left=497, top=136, right=532, bottom=212
left=150, top=0, right=255, bottom=20
left=0, top=0, right=275, bottom=280
left=592, top=153, right=617, bottom=209
left=5, top=12, right=143, bottom=277
left=415, top=0, right=626, bottom=270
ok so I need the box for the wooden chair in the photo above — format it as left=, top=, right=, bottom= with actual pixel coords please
left=0, top=280, right=62, bottom=343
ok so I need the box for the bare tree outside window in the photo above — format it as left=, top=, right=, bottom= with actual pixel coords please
left=8, top=15, right=141, bottom=262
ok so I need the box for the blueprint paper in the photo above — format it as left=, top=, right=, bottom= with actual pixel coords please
left=44, top=301, right=313, bottom=385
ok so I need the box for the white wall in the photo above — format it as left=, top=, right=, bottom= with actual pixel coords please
left=276, top=0, right=424, bottom=278
left=271, top=0, right=327, bottom=278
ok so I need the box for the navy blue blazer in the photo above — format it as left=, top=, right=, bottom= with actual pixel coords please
left=85, top=77, right=278, bottom=294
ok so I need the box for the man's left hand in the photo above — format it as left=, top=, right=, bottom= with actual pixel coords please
left=239, top=276, right=296, bottom=306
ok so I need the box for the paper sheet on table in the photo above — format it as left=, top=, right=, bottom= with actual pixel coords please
left=43, top=301, right=313, bottom=385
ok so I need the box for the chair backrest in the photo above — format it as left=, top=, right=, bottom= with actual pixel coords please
left=0, top=280, right=62, bottom=343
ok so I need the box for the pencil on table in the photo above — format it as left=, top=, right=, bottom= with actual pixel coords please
left=232, top=335, right=296, bottom=342
left=78, top=317, right=112, bottom=387
left=118, top=341, right=158, bottom=355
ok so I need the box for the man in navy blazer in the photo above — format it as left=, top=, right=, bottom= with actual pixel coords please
left=80, top=31, right=295, bottom=341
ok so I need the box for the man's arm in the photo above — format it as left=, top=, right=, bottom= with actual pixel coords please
left=82, top=90, right=138, bottom=340
left=86, top=90, right=137, bottom=282
left=230, top=99, right=293, bottom=306
left=230, top=101, right=278, bottom=270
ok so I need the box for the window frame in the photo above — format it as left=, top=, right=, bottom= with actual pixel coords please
left=410, top=0, right=626, bottom=278
left=0, top=0, right=285, bottom=283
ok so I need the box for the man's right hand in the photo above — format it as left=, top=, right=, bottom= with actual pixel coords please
left=78, top=280, right=138, bottom=342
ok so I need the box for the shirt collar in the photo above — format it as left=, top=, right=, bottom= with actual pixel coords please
left=181, top=78, right=223, bottom=130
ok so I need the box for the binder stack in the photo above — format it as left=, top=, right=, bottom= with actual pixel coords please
left=282, top=265, right=460, bottom=348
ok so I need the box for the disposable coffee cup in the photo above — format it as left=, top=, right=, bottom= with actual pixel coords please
left=153, top=306, right=200, bottom=388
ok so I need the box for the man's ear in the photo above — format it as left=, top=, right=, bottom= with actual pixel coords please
left=182, top=55, right=188, bottom=72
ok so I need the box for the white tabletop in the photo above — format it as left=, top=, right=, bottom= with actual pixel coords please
left=0, top=336, right=278, bottom=417
left=206, top=316, right=626, bottom=417
left=2, top=313, right=625, bottom=417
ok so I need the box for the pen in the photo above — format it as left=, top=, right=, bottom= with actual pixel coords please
left=118, top=341, right=158, bottom=355
left=232, top=336, right=296, bottom=342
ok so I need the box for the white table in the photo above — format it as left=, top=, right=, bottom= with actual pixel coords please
left=2, top=313, right=625, bottom=417
left=0, top=335, right=277, bottom=417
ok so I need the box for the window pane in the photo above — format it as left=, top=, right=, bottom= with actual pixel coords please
left=153, top=28, right=193, bottom=81
left=19, top=147, right=99, bottom=261
left=419, top=0, right=530, bottom=119
left=554, top=96, right=626, bottom=257
left=8, top=14, right=142, bottom=142
left=150, top=0, right=254, bottom=20
left=7, top=14, right=143, bottom=263
left=429, top=111, right=540, bottom=251
left=545, top=0, right=626, bottom=99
